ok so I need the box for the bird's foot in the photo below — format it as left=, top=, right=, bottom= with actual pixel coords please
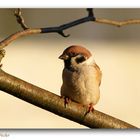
left=61, top=96, right=70, bottom=108
left=64, top=97, right=70, bottom=108
left=87, top=103, right=94, bottom=112
left=84, top=103, right=94, bottom=116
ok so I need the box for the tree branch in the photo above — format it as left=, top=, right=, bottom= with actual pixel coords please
left=0, top=28, right=41, bottom=49
left=0, top=8, right=95, bottom=49
left=0, top=68, right=137, bottom=128
left=95, top=18, right=140, bottom=27
left=1, top=9, right=140, bottom=50
left=14, top=8, right=29, bottom=30
left=0, top=9, right=139, bottom=128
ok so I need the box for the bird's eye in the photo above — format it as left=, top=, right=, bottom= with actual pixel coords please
left=75, top=55, right=86, bottom=64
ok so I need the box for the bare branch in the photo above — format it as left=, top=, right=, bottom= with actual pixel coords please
left=0, top=28, right=41, bottom=49
left=14, top=8, right=29, bottom=30
left=41, top=8, right=95, bottom=35
left=1, top=9, right=140, bottom=49
left=95, top=18, right=140, bottom=27
left=0, top=9, right=95, bottom=49
left=0, top=69, right=137, bottom=128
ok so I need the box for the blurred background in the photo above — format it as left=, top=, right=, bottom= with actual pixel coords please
left=0, top=9, right=140, bottom=128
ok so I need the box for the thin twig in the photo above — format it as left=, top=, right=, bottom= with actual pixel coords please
left=0, top=8, right=95, bottom=49
left=96, top=18, right=140, bottom=27
left=14, top=8, right=29, bottom=30
left=0, top=9, right=91, bottom=49
left=1, top=9, right=140, bottom=49
left=0, top=68, right=137, bottom=128
left=0, top=29, right=41, bottom=49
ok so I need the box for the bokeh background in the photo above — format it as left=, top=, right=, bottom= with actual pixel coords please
left=0, top=9, right=140, bottom=128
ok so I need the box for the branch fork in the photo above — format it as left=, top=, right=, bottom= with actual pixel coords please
left=1, top=8, right=140, bottom=49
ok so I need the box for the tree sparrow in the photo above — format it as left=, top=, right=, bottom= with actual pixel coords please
left=59, top=45, right=102, bottom=112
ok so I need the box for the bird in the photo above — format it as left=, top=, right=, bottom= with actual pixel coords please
left=59, top=45, right=102, bottom=112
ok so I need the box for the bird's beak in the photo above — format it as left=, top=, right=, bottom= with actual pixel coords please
left=59, top=54, right=69, bottom=60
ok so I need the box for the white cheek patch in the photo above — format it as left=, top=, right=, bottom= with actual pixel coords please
left=71, top=57, right=77, bottom=64
left=70, top=55, right=95, bottom=68
left=80, top=56, right=95, bottom=65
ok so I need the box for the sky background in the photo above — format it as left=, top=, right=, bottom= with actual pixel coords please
left=0, top=9, right=140, bottom=128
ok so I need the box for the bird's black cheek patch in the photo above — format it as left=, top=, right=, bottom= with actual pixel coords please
left=64, top=59, right=72, bottom=70
left=64, top=59, right=70, bottom=67
left=76, top=56, right=86, bottom=64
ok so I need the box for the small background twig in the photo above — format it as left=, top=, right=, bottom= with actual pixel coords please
left=1, top=8, right=140, bottom=49
left=14, top=8, right=29, bottom=30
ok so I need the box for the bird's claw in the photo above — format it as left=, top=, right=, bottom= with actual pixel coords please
left=87, top=103, right=94, bottom=112
left=84, top=103, right=94, bottom=116
left=64, top=97, right=70, bottom=108
left=61, top=96, right=70, bottom=108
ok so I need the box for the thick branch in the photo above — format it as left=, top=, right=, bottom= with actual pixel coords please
left=0, top=69, right=137, bottom=128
